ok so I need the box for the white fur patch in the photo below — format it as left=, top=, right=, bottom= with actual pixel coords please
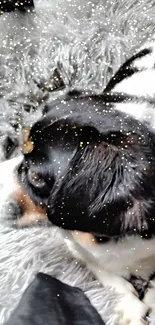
left=0, top=156, right=23, bottom=208
left=113, top=69, right=155, bottom=98
left=72, top=235, right=155, bottom=279
left=115, top=293, right=148, bottom=325
left=133, top=42, right=155, bottom=69
left=114, top=101, right=155, bottom=130
left=63, top=232, right=154, bottom=325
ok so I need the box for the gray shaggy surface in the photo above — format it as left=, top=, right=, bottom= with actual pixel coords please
left=1, top=0, right=155, bottom=324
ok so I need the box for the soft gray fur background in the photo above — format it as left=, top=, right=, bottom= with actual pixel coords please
left=1, top=0, right=155, bottom=324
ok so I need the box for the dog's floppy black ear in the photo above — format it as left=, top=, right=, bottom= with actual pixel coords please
left=46, top=112, right=148, bottom=236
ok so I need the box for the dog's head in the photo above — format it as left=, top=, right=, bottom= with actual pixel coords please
left=17, top=93, right=155, bottom=239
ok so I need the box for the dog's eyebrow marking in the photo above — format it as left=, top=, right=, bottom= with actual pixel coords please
left=22, top=128, right=34, bottom=154
left=24, top=128, right=31, bottom=143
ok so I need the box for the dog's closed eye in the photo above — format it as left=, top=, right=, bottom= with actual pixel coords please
left=27, top=170, right=46, bottom=188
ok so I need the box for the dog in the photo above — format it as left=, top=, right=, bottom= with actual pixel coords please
left=2, top=34, right=155, bottom=325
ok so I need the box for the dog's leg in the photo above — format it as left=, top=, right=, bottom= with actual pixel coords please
left=62, top=233, right=149, bottom=325
left=143, top=279, right=155, bottom=314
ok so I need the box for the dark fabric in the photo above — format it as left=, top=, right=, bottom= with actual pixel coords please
left=4, top=272, right=105, bottom=325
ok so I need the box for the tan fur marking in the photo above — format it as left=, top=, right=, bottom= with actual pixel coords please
left=22, top=128, right=34, bottom=154
left=23, top=128, right=31, bottom=143
left=12, top=177, right=48, bottom=227
left=71, top=231, right=97, bottom=245
left=22, top=140, right=34, bottom=154
left=17, top=212, right=47, bottom=227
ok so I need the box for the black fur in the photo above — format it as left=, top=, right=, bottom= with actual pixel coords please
left=0, top=0, right=34, bottom=13
left=18, top=91, right=155, bottom=239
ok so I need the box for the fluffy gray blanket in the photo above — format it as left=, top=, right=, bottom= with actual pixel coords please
left=1, top=0, right=155, bottom=324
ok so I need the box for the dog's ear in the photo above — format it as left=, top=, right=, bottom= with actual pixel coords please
left=46, top=112, right=149, bottom=236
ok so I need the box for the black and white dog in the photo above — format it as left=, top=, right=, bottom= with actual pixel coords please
left=1, top=7, right=155, bottom=324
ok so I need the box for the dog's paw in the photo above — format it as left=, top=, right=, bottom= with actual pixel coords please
left=115, top=293, right=149, bottom=325
left=94, top=269, right=138, bottom=297
left=111, top=276, right=138, bottom=296
left=143, top=285, right=155, bottom=312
